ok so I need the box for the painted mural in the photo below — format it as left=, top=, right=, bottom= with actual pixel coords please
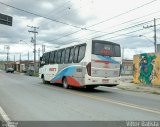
left=133, top=53, right=160, bottom=86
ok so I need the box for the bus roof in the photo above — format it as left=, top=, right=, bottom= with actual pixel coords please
left=44, top=39, right=120, bottom=53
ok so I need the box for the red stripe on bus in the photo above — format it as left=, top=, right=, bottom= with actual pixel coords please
left=66, top=77, right=81, bottom=87
left=95, top=60, right=111, bottom=64
left=54, top=79, right=62, bottom=83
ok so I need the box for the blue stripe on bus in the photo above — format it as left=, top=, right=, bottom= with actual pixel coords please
left=51, top=66, right=77, bottom=82
left=96, top=55, right=120, bottom=64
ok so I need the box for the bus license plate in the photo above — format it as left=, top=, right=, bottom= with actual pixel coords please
left=102, top=79, right=109, bottom=83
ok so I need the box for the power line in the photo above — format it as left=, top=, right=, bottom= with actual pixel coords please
left=1, top=0, right=156, bottom=30
left=39, top=7, right=71, bottom=26
left=98, top=10, right=160, bottom=33
left=47, top=17, right=157, bottom=43
left=0, top=1, right=82, bottom=29
left=104, top=23, right=160, bottom=41
left=28, top=25, right=38, bottom=72
left=46, top=15, right=160, bottom=43
left=19, top=40, right=33, bottom=49
left=44, top=0, right=160, bottom=42
left=86, top=0, right=158, bottom=28
left=51, top=19, right=153, bottom=44
left=54, top=27, right=145, bottom=45
left=39, top=3, right=72, bottom=26
left=46, top=30, right=81, bottom=42
left=87, top=20, right=153, bottom=39
left=47, top=0, right=71, bottom=16
left=58, top=22, right=160, bottom=45
left=1, top=0, right=159, bottom=46
left=104, top=29, right=144, bottom=40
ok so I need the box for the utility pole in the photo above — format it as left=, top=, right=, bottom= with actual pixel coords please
left=14, top=54, right=15, bottom=62
left=122, top=47, right=124, bottom=60
left=28, top=25, right=38, bottom=72
left=154, top=18, right=157, bottom=53
left=28, top=51, right=29, bottom=62
left=42, top=44, right=45, bottom=54
left=6, top=46, right=9, bottom=62
left=38, top=48, right=40, bottom=61
left=143, top=18, right=157, bottom=53
left=4, top=45, right=10, bottom=62
left=19, top=53, right=21, bottom=63
left=27, top=51, right=29, bottom=71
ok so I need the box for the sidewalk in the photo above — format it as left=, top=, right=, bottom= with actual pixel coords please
left=118, top=76, right=160, bottom=95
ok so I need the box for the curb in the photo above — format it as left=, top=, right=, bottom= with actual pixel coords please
left=118, top=82, right=160, bottom=95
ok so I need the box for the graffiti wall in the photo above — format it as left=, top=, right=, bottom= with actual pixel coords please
left=133, top=53, right=160, bottom=86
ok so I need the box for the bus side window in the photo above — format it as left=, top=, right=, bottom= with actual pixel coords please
left=53, top=51, right=58, bottom=64
left=49, top=51, right=54, bottom=64
left=61, top=49, right=65, bottom=64
left=73, top=46, right=79, bottom=63
left=46, top=52, right=50, bottom=65
left=44, top=53, right=49, bottom=65
left=52, top=51, right=55, bottom=64
left=57, top=50, right=62, bottom=64
left=78, top=45, right=86, bottom=62
left=114, top=45, right=121, bottom=57
left=40, top=53, right=45, bottom=66
left=69, top=47, right=74, bottom=63
left=64, top=48, right=70, bottom=63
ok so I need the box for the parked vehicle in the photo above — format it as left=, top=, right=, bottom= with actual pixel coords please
left=6, top=68, right=14, bottom=73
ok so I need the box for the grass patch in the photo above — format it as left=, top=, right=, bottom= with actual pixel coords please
left=33, top=72, right=39, bottom=77
left=130, top=80, right=134, bottom=83
left=118, top=86, right=160, bottom=95
left=150, top=91, right=160, bottom=95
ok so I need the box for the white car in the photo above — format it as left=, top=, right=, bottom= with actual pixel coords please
left=6, top=68, right=14, bottom=73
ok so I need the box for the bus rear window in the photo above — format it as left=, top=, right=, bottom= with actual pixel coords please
left=92, top=41, right=121, bottom=57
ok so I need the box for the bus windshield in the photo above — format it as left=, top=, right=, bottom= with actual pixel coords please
left=92, top=40, right=121, bottom=57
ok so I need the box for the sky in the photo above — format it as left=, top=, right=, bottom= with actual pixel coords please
left=0, top=0, right=160, bottom=61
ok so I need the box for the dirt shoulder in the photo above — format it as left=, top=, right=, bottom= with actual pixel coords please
left=118, top=76, right=160, bottom=95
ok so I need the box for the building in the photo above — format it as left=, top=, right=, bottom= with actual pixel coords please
left=5, top=60, right=40, bottom=73
left=121, top=59, right=133, bottom=76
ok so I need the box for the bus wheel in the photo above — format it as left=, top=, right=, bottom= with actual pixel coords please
left=42, top=76, right=47, bottom=84
left=63, top=78, right=69, bottom=89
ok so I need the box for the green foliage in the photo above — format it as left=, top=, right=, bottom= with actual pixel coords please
left=33, top=72, right=39, bottom=77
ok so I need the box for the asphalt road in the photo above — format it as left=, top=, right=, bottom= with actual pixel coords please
left=0, top=71, right=160, bottom=121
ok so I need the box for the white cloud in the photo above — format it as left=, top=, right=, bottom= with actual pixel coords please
left=123, top=47, right=154, bottom=60
left=40, top=2, right=54, bottom=11
left=0, top=0, right=160, bottom=61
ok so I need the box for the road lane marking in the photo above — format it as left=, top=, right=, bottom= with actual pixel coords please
left=52, top=87, right=160, bottom=115
left=0, top=106, right=10, bottom=122
left=0, top=106, right=16, bottom=127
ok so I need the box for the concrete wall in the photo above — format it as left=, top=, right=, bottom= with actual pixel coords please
left=121, top=60, right=133, bottom=76
left=0, top=62, right=5, bottom=70
left=133, top=53, right=160, bottom=86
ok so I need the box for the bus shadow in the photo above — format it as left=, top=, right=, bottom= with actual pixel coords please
left=40, top=82, right=114, bottom=94
left=71, top=87, right=113, bottom=93
left=51, top=83, right=113, bottom=93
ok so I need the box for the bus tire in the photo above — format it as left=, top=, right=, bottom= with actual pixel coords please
left=42, top=76, right=47, bottom=84
left=63, top=78, right=69, bottom=89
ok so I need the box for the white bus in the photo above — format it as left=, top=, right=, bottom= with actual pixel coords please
left=39, top=40, right=121, bottom=89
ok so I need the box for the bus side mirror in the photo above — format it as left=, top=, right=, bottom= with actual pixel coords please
left=40, top=61, right=45, bottom=67
left=40, top=57, right=42, bottom=61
